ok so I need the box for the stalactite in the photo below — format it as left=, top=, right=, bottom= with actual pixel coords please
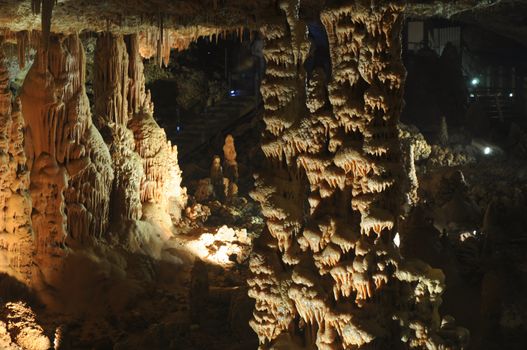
left=137, top=26, right=249, bottom=63
left=31, top=0, right=56, bottom=51
left=0, top=43, right=33, bottom=285
left=126, top=34, right=152, bottom=117
left=16, top=31, right=29, bottom=70
left=249, top=1, right=468, bottom=349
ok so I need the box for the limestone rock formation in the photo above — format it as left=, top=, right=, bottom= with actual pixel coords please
left=399, top=122, right=432, bottom=161
left=0, top=43, right=33, bottom=284
left=210, top=155, right=227, bottom=201
left=20, top=33, right=115, bottom=291
left=126, top=34, right=187, bottom=223
left=438, top=116, right=449, bottom=146
left=223, top=134, right=239, bottom=198
left=248, top=1, right=468, bottom=349
left=93, top=33, right=142, bottom=222
left=94, top=33, right=187, bottom=224
left=0, top=302, right=50, bottom=350
left=0, top=0, right=511, bottom=348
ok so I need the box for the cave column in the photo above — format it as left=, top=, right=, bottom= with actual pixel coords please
left=249, top=1, right=468, bottom=349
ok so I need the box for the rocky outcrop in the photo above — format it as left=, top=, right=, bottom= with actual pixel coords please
left=0, top=302, right=50, bottom=350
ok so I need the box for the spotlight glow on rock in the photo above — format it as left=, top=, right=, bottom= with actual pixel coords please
left=394, top=232, right=400, bottom=247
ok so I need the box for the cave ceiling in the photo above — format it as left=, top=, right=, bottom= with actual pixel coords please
left=0, top=0, right=519, bottom=37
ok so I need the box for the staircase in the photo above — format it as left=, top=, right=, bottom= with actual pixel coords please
left=163, top=95, right=259, bottom=160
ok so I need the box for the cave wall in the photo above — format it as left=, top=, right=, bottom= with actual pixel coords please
left=248, top=1, right=468, bottom=348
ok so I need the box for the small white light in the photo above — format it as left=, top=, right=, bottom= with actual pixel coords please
left=393, top=232, right=400, bottom=247
left=509, top=92, right=514, bottom=98
left=471, top=78, right=480, bottom=86
left=470, top=93, right=475, bottom=98
left=473, top=230, right=477, bottom=235
left=229, top=90, right=236, bottom=96
left=483, top=146, right=492, bottom=155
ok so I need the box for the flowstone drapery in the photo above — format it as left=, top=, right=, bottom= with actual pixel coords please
left=248, top=1, right=468, bottom=349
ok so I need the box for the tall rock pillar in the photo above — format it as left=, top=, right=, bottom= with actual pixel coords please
left=248, top=1, right=468, bottom=349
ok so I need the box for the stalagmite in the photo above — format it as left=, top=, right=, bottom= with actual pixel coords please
left=248, top=1, right=468, bottom=348
left=210, top=155, right=226, bottom=201
left=223, top=134, right=238, bottom=198
left=20, top=33, right=114, bottom=254
left=438, top=116, right=449, bottom=146
left=16, top=31, right=29, bottom=69
left=0, top=42, right=33, bottom=284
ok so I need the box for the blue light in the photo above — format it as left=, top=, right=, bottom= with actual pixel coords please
left=229, top=90, right=237, bottom=96
left=176, top=125, right=181, bottom=132
left=471, top=78, right=480, bottom=86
